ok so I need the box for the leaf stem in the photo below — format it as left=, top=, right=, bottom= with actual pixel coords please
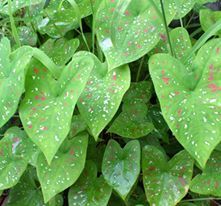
left=181, top=197, right=221, bottom=202
left=90, top=0, right=95, bottom=54
left=159, top=0, right=174, bottom=57
left=8, top=0, right=21, bottom=48
left=136, top=56, right=145, bottom=82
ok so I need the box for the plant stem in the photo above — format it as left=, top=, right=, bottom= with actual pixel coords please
left=8, top=0, right=21, bottom=47
left=180, top=18, right=183, bottom=27
left=181, top=197, right=221, bottom=202
left=136, top=56, right=145, bottom=82
left=159, top=0, right=174, bottom=57
left=90, top=0, right=95, bottom=54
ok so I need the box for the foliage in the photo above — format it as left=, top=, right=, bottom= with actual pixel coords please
left=0, top=0, right=221, bottom=205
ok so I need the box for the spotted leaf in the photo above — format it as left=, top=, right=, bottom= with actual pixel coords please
left=19, top=52, right=94, bottom=164
left=108, top=101, right=154, bottom=138
left=142, top=145, right=194, bottom=206
left=149, top=39, right=221, bottom=168
left=0, top=37, right=33, bottom=128
left=95, top=0, right=176, bottom=70
left=77, top=52, right=130, bottom=139
left=151, top=27, right=193, bottom=62
left=41, top=38, right=80, bottom=66
left=69, top=115, right=87, bottom=138
left=102, top=140, right=140, bottom=200
left=5, top=167, right=63, bottom=206
left=200, top=9, right=221, bottom=37
left=68, top=161, right=112, bottom=206
left=0, top=127, right=36, bottom=190
left=171, top=0, right=196, bottom=19
left=190, top=150, right=221, bottom=196
left=0, top=0, right=44, bottom=14
left=36, top=133, right=88, bottom=203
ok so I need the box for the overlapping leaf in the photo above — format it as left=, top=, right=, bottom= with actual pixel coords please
left=102, top=140, right=140, bottom=200
left=5, top=167, right=63, bottom=206
left=190, top=150, right=221, bottom=196
left=108, top=81, right=154, bottom=138
left=69, top=161, right=112, bottom=206
left=0, top=127, right=36, bottom=190
left=149, top=39, right=221, bottom=168
left=142, top=145, right=194, bottom=206
left=77, top=52, right=130, bottom=139
left=19, top=52, right=94, bottom=164
left=95, top=0, right=176, bottom=70
left=0, top=37, right=33, bottom=128
left=36, top=133, right=88, bottom=203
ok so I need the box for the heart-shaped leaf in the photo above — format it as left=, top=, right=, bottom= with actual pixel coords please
left=108, top=101, right=154, bottom=138
left=149, top=39, right=221, bottom=168
left=102, top=140, right=140, bottom=200
left=36, top=133, right=88, bottom=203
left=190, top=150, right=221, bottom=196
left=5, top=167, right=63, bottom=206
left=41, top=38, right=80, bottom=66
left=0, top=37, right=33, bottom=128
left=142, top=145, right=194, bottom=206
left=200, top=9, right=221, bottom=37
left=18, top=26, right=38, bottom=46
left=0, top=127, right=36, bottom=190
left=171, top=0, right=196, bottom=19
left=151, top=27, right=193, bottom=62
left=95, top=0, right=176, bottom=70
left=19, top=52, right=93, bottom=164
left=77, top=52, right=130, bottom=139
left=68, top=161, right=112, bottom=206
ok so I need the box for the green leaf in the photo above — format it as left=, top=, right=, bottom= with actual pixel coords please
left=95, top=0, right=175, bottom=70
left=151, top=27, right=193, bottom=62
left=37, top=133, right=88, bottom=203
left=77, top=52, right=130, bottom=139
left=108, top=101, right=154, bottom=138
left=149, top=39, right=221, bottom=168
left=102, top=140, right=140, bottom=200
left=190, top=150, right=221, bottom=196
left=200, top=9, right=221, bottom=37
left=0, top=0, right=44, bottom=14
left=69, top=115, right=87, bottom=138
left=5, top=167, right=63, bottom=206
left=142, top=145, right=194, bottom=206
left=19, top=52, right=94, bottom=164
left=41, top=38, right=80, bottom=66
left=171, top=0, right=196, bottom=19
left=68, top=161, right=112, bottom=206
left=0, top=127, right=36, bottom=190
left=0, top=37, right=33, bottom=128
left=18, top=26, right=38, bottom=46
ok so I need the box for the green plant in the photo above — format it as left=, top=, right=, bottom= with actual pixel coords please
left=0, top=0, right=221, bottom=205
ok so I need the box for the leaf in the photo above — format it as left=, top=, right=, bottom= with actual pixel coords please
left=95, top=0, right=176, bottom=70
left=142, top=145, right=194, bottom=206
left=102, top=140, right=141, bottom=200
left=77, top=52, right=130, bottom=139
left=171, top=0, right=196, bottom=19
left=0, top=0, right=44, bottom=14
left=5, top=167, right=63, bottom=206
left=108, top=101, right=154, bottom=138
left=68, top=161, right=112, bottom=206
left=123, top=81, right=152, bottom=103
left=0, top=127, right=36, bottom=190
left=149, top=39, right=221, bottom=168
left=0, top=37, right=33, bottom=128
left=18, top=26, right=38, bottom=46
left=19, top=52, right=94, bottom=164
left=151, top=27, right=193, bottom=63
left=190, top=150, right=221, bottom=196
left=36, top=133, right=88, bottom=203
left=69, top=115, right=87, bottom=137
left=200, top=9, right=221, bottom=37
left=41, top=38, right=80, bottom=66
